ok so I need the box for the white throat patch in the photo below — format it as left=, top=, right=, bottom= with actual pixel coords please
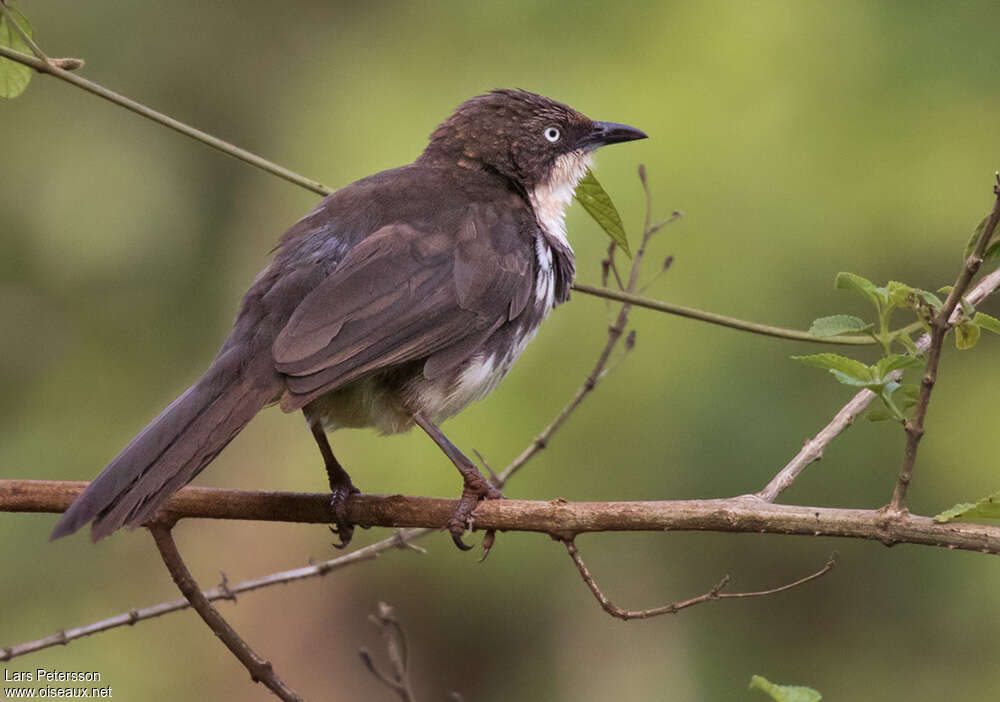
left=529, top=150, right=593, bottom=249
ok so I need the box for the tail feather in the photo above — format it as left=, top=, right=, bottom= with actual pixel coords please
left=50, top=351, right=276, bottom=541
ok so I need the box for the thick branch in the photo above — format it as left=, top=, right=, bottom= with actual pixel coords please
left=148, top=523, right=305, bottom=702
left=7, top=481, right=1000, bottom=555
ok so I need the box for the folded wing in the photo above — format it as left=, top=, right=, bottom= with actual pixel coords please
left=272, top=205, right=535, bottom=411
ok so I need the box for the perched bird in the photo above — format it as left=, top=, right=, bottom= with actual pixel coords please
left=51, top=89, right=646, bottom=549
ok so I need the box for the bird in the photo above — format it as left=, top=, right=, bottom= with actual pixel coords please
left=50, top=89, right=647, bottom=549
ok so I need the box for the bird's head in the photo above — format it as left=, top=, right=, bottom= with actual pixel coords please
left=421, top=89, right=647, bottom=193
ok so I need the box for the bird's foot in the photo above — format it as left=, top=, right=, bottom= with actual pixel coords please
left=448, top=478, right=503, bottom=551
left=328, top=482, right=360, bottom=549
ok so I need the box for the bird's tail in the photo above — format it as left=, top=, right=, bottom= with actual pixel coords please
left=50, top=348, right=278, bottom=541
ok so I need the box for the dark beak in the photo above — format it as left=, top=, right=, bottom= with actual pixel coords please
left=580, top=121, right=648, bottom=150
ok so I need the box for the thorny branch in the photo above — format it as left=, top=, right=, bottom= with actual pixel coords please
left=564, top=539, right=837, bottom=620
left=148, top=522, right=304, bottom=702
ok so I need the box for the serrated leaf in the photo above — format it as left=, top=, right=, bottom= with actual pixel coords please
left=934, top=492, right=1000, bottom=523
left=866, top=409, right=893, bottom=422
left=972, top=312, right=1000, bottom=335
left=955, top=322, right=980, bottom=350
left=874, top=353, right=922, bottom=378
left=574, top=169, right=631, bottom=257
left=749, top=675, right=822, bottom=702
left=808, top=315, right=871, bottom=338
left=792, top=353, right=874, bottom=383
left=912, top=288, right=943, bottom=311
left=835, top=272, right=879, bottom=308
left=0, top=6, right=34, bottom=99
left=965, top=216, right=988, bottom=259
left=885, top=280, right=914, bottom=308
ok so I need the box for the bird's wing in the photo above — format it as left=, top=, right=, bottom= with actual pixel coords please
left=272, top=205, right=535, bottom=411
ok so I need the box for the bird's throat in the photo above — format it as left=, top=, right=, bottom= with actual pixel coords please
left=529, top=150, right=593, bottom=250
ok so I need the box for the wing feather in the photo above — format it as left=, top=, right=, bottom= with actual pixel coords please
left=273, top=206, right=536, bottom=411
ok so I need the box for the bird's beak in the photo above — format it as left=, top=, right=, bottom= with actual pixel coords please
left=580, top=121, right=648, bottom=150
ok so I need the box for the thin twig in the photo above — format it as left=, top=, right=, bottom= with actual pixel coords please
left=570, top=284, right=874, bottom=345
left=0, top=1, right=49, bottom=62
left=564, top=539, right=836, bottom=620
left=604, top=241, right=626, bottom=291
left=359, top=602, right=417, bottom=702
left=760, top=257, right=1000, bottom=503
left=0, top=45, right=331, bottom=196
left=0, top=43, right=897, bottom=347
left=1, top=527, right=427, bottom=662
left=147, top=523, right=305, bottom=702
left=2, top=198, right=661, bottom=659
left=757, top=390, right=876, bottom=502
left=497, top=164, right=663, bottom=484
left=889, top=179, right=1000, bottom=511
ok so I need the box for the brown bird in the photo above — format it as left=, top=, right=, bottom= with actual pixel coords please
left=50, top=89, right=646, bottom=549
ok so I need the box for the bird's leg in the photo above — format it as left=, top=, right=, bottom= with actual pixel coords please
left=413, top=412, right=503, bottom=550
left=306, top=415, right=359, bottom=549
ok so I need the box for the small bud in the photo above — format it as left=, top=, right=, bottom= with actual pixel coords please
left=50, top=57, right=85, bottom=71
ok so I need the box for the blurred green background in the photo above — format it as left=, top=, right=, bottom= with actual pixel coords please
left=4, top=1, right=1000, bottom=699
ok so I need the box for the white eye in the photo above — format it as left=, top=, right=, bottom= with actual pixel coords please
left=543, top=126, right=561, bottom=143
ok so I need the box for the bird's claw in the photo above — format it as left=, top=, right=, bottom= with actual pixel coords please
left=448, top=482, right=503, bottom=552
left=329, top=483, right=360, bottom=549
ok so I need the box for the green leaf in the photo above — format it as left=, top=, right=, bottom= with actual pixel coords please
left=749, top=675, right=822, bottom=702
left=866, top=409, right=893, bottom=422
left=898, top=383, right=920, bottom=409
left=955, top=322, right=980, bottom=350
left=972, top=311, right=1000, bottom=335
left=792, top=353, right=873, bottom=383
left=835, top=272, right=879, bottom=308
left=885, top=280, right=914, bottom=308
left=574, top=169, right=631, bottom=257
left=874, top=353, right=922, bottom=378
left=934, top=492, right=1000, bottom=522
left=911, top=288, right=943, bottom=311
left=965, top=216, right=988, bottom=259
left=0, top=5, right=33, bottom=99
left=984, top=239, right=1000, bottom=262
left=895, top=332, right=919, bottom=354
left=808, top=315, right=871, bottom=338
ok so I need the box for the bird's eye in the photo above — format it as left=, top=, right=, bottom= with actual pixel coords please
left=543, top=126, right=561, bottom=143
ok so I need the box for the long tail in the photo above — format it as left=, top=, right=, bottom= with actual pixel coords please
left=50, top=348, right=278, bottom=541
